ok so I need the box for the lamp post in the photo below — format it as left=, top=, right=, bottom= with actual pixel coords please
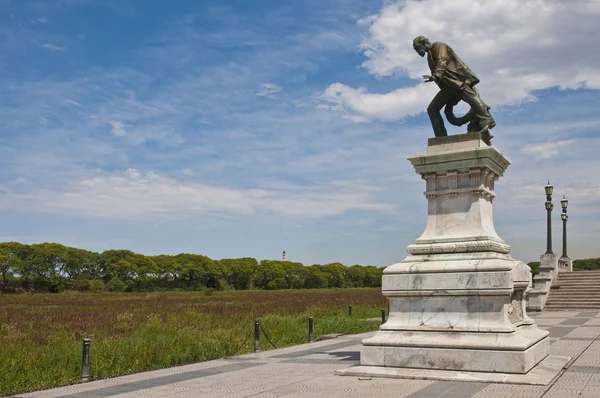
left=545, top=182, right=554, bottom=254
left=561, top=195, right=568, bottom=258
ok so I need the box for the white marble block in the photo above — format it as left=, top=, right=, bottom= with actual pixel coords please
left=361, top=133, right=549, bottom=374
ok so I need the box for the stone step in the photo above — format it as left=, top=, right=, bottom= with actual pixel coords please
left=546, top=296, right=600, bottom=300
left=547, top=297, right=600, bottom=300
left=556, top=277, right=600, bottom=280
left=554, top=278, right=600, bottom=283
left=548, top=290, right=600, bottom=293
left=555, top=277, right=600, bottom=280
left=549, top=290, right=600, bottom=293
left=545, top=305, right=600, bottom=308
left=555, top=277, right=600, bottom=281
left=545, top=300, right=600, bottom=303
left=549, top=284, right=600, bottom=287
left=544, top=305, right=600, bottom=310
left=553, top=279, right=600, bottom=281
left=558, top=271, right=600, bottom=274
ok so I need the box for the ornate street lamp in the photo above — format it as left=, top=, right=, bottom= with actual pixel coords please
left=544, top=181, right=553, bottom=254
left=561, top=196, right=568, bottom=258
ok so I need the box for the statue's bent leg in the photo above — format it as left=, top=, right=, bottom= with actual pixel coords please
left=427, top=87, right=456, bottom=137
left=461, top=86, right=495, bottom=132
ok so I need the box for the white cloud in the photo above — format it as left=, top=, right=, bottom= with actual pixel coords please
left=322, top=0, right=600, bottom=122
left=179, top=168, right=195, bottom=176
left=30, top=18, right=48, bottom=25
left=41, top=43, right=66, bottom=51
left=108, top=120, right=183, bottom=145
left=321, top=82, right=437, bottom=122
left=0, top=169, right=396, bottom=220
left=110, top=121, right=127, bottom=136
left=522, top=140, right=575, bottom=160
left=256, top=83, right=282, bottom=97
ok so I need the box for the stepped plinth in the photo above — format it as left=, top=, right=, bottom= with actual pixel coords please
left=338, top=133, right=565, bottom=382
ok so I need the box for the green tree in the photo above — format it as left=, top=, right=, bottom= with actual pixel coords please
left=253, top=260, right=286, bottom=290
left=219, top=258, right=258, bottom=290
left=175, top=253, right=221, bottom=290
left=321, top=262, right=346, bottom=288
left=304, top=265, right=328, bottom=289
left=345, top=265, right=367, bottom=287
left=152, top=255, right=181, bottom=289
left=574, top=258, right=600, bottom=271
left=363, top=266, right=383, bottom=287
left=99, top=250, right=137, bottom=281
left=527, top=261, right=540, bottom=276
left=281, top=261, right=306, bottom=289
left=0, top=247, right=22, bottom=289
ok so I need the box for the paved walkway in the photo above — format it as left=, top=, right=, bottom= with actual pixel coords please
left=17, top=311, right=600, bottom=398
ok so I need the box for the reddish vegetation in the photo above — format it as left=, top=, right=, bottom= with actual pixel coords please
left=0, top=289, right=386, bottom=344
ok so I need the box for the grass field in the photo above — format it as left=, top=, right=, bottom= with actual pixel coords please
left=0, top=288, right=386, bottom=396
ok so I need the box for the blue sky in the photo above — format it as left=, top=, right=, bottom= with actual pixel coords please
left=1, top=0, right=599, bottom=266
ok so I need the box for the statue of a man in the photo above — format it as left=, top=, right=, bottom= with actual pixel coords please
left=413, top=36, right=495, bottom=139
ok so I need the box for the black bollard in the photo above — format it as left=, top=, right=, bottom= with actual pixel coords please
left=348, top=305, right=352, bottom=317
left=80, top=338, right=91, bottom=382
left=254, top=320, right=260, bottom=353
left=381, top=309, right=386, bottom=324
left=308, top=317, right=314, bottom=343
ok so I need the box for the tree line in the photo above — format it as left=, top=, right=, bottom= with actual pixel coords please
left=0, top=242, right=383, bottom=293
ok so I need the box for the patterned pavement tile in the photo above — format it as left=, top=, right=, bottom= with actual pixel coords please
left=18, top=309, right=600, bottom=398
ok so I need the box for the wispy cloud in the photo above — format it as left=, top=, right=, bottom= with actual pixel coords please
left=179, top=168, right=195, bottom=177
left=0, top=169, right=396, bottom=219
left=41, top=43, right=66, bottom=51
left=256, top=83, right=282, bottom=97
left=30, top=18, right=48, bottom=25
left=522, top=140, right=575, bottom=160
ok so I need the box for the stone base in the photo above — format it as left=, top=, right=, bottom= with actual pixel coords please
left=528, top=253, right=559, bottom=311
left=558, top=256, right=573, bottom=272
left=361, top=325, right=549, bottom=374
left=336, top=355, right=570, bottom=386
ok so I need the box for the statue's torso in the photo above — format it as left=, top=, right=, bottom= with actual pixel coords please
left=427, top=42, right=480, bottom=89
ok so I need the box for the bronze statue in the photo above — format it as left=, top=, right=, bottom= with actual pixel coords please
left=413, top=36, right=495, bottom=141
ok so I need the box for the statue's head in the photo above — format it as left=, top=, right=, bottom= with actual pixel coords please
left=413, top=36, right=431, bottom=57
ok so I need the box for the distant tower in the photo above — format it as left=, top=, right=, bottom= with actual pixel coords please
left=282, top=251, right=286, bottom=261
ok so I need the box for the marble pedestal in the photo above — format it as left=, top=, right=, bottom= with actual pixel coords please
left=360, top=133, right=549, bottom=375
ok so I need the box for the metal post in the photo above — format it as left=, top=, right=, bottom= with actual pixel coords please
left=348, top=305, right=352, bottom=317
left=381, top=309, right=386, bottom=324
left=545, top=182, right=554, bottom=254
left=254, top=320, right=260, bottom=353
left=546, top=206, right=553, bottom=254
left=80, top=338, right=91, bottom=382
left=308, top=317, right=313, bottom=343
left=562, top=216, right=567, bottom=258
